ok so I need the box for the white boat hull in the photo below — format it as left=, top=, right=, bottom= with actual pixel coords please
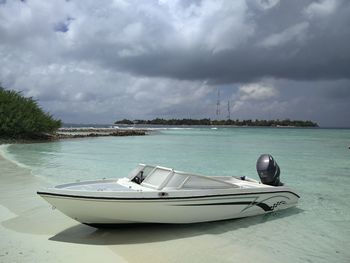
left=39, top=191, right=299, bottom=224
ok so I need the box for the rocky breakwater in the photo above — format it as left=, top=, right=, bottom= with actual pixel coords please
left=57, top=127, right=147, bottom=139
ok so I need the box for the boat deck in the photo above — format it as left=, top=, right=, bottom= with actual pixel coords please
left=55, top=179, right=138, bottom=192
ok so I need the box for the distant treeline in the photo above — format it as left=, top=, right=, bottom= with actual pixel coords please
left=115, top=118, right=318, bottom=127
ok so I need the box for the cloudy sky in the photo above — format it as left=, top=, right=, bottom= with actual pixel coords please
left=1, top=0, right=349, bottom=126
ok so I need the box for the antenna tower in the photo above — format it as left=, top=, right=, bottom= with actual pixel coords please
left=227, top=100, right=231, bottom=120
left=216, top=88, right=220, bottom=118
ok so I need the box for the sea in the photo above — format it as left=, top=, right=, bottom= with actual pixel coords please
left=2, top=127, right=350, bottom=262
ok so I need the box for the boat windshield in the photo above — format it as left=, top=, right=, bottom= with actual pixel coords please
left=129, top=164, right=234, bottom=190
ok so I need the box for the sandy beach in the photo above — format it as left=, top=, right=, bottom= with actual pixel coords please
left=0, top=147, right=285, bottom=263
left=0, top=153, right=125, bottom=263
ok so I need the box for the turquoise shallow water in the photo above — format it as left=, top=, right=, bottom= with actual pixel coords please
left=4, top=128, right=350, bottom=262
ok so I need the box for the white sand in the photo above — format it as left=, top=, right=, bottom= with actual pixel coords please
left=0, top=149, right=283, bottom=263
left=0, top=154, right=126, bottom=263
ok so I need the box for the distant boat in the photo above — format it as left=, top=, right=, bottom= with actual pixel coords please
left=211, top=127, right=218, bottom=130
left=37, top=154, right=299, bottom=225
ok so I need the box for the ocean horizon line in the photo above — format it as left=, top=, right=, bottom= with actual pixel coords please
left=61, top=123, right=350, bottom=129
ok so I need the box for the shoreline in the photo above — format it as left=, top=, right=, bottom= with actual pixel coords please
left=0, top=128, right=148, bottom=144
left=0, top=152, right=125, bottom=263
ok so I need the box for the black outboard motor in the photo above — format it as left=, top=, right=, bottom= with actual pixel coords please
left=256, top=154, right=283, bottom=186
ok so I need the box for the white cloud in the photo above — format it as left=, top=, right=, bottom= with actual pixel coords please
left=238, top=83, right=278, bottom=101
left=247, top=0, right=280, bottom=10
left=0, top=54, right=212, bottom=122
left=230, top=82, right=278, bottom=113
left=304, top=0, right=339, bottom=18
left=260, top=22, right=309, bottom=48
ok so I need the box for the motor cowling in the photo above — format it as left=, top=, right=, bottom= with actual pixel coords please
left=256, top=154, right=283, bottom=186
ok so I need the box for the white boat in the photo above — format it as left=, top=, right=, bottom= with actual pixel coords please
left=37, top=155, right=299, bottom=225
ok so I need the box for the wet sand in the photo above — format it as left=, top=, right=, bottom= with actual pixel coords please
left=0, top=149, right=296, bottom=263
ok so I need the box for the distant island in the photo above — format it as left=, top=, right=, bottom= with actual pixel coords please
left=115, top=118, right=319, bottom=127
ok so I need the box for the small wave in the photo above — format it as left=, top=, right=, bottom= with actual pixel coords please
left=167, top=127, right=194, bottom=130
left=144, top=127, right=195, bottom=131
left=0, top=144, right=32, bottom=170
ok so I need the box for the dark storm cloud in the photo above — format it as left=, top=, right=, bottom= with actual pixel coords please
left=63, top=0, right=350, bottom=83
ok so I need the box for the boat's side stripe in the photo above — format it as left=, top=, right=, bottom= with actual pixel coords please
left=256, top=202, right=273, bottom=211
left=37, top=190, right=300, bottom=200
left=172, top=201, right=273, bottom=212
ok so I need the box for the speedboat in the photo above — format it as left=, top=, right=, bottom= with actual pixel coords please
left=37, top=154, right=299, bottom=225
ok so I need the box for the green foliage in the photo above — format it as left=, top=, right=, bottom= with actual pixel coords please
left=115, top=118, right=319, bottom=127
left=0, top=86, right=61, bottom=139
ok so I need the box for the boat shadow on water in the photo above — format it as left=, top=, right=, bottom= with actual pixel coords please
left=49, top=207, right=303, bottom=245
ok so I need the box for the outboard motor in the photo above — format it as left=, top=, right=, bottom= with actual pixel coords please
left=256, top=154, right=283, bottom=186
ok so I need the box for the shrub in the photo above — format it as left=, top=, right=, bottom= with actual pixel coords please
left=0, top=86, right=61, bottom=139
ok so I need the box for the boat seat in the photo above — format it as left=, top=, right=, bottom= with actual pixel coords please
left=131, top=171, right=145, bottom=184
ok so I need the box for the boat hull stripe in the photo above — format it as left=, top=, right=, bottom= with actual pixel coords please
left=173, top=201, right=273, bottom=211
left=37, top=190, right=300, bottom=200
